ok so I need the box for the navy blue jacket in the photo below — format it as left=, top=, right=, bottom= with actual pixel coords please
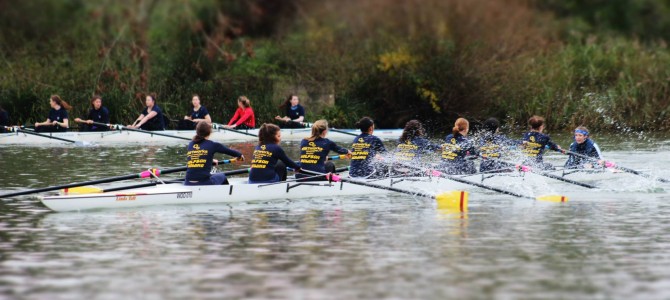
left=349, top=133, right=387, bottom=178
left=141, top=105, right=165, bottom=130
left=249, top=143, right=301, bottom=183
left=86, top=107, right=110, bottom=131
left=185, top=140, right=242, bottom=182
left=522, top=131, right=559, bottom=163
left=48, top=108, right=69, bottom=132
left=299, top=137, right=348, bottom=173
left=190, top=106, right=209, bottom=120
left=394, top=137, right=441, bottom=162
left=286, top=104, right=305, bottom=121
left=564, top=139, right=602, bottom=168
left=441, top=133, right=477, bottom=163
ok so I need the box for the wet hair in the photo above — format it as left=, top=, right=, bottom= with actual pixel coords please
left=279, top=94, right=298, bottom=110
left=193, top=121, right=211, bottom=143
left=238, top=96, right=251, bottom=108
left=483, top=117, right=500, bottom=134
left=90, top=95, right=102, bottom=108
left=528, top=115, right=544, bottom=130
left=453, top=118, right=469, bottom=136
left=50, top=95, right=72, bottom=110
left=305, top=119, right=328, bottom=142
left=356, top=117, right=374, bottom=133
left=399, top=120, right=425, bottom=143
left=258, top=123, right=280, bottom=145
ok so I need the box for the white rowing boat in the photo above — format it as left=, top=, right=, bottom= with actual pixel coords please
left=0, top=127, right=403, bottom=146
left=39, top=177, right=448, bottom=212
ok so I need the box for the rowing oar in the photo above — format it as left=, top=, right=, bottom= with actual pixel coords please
left=0, top=166, right=193, bottom=198
left=477, top=156, right=597, bottom=189
left=300, top=169, right=469, bottom=212
left=328, top=128, right=358, bottom=137
left=3, top=126, right=93, bottom=146
left=557, top=149, right=670, bottom=183
left=392, top=161, right=568, bottom=202
left=71, top=166, right=251, bottom=194
left=212, top=123, right=259, bottom=137
left=91, top=121, right=191, bottom=141
left=327, top=154, right=350, bottom=161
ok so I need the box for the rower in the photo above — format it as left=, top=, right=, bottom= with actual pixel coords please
left=392, top=120, right=440, bottom=174
left=477, top=117, right=518, bottom=173
left=128, top=93, right=165, bottom=131
left=75, top=95, right=110, bottom=131
left=275, top=94, right=306, bottom=128
left=521, top=115, right=563, bottom=170
left=35, top=95, right=71, bottom=132
left=185, top=122, right=244, bottom=185
left=564, top=126, right=603, bottom=169
left=349, top=117, right=387, bottom=178
left=440, top=118, right=478, bottom=174
left=178, top=94, right=212, bottom=130
left=296, top=120, right=351, bottom=181
left=248, top=123, right=301, bottom=183
left=223, top=96, right=255, bottom=130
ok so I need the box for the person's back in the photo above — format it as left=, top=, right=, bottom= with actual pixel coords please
left=349, top=117, right=387, bottom=178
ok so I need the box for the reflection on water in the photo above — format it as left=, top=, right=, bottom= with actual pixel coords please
left=1, top=137, right=670, bottom=298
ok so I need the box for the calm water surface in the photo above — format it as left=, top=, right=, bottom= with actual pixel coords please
left=1, top=133, right=670, bottom=299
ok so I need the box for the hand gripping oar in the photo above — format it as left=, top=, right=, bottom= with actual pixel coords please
left=0, top=166, right=190, bottom=198
left=4, top=126, right=93, bottom=146
left=558, top=149, right=670, bottom=183
left=212, top=123, right=259, bottom=137
left=477, top=156, right=597, bottom=189
left=91, top=122, right=192, bottom=141
left=300, top=169, right=469, bottom=212
left=393, top=161, right=568, bottom=202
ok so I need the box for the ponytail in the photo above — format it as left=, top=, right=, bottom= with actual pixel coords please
left=258, top=123, right=280, bottom=145
left=305, top=119, right=328, bottom=142
left=238, top=96, right=251, bottom=108
left=452, top=118, right=469, bottom=136
left=51, top=95, right=72, bottom=110
left=528, top=115, right=545, bottom=130
left=192, top=121, right=211, bottom=143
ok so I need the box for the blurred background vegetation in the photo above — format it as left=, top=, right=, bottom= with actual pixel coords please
left=1, top=0, right=670, bottom=133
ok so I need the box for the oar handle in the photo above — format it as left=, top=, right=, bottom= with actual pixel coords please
left=327, top=154, right=349, bottom=161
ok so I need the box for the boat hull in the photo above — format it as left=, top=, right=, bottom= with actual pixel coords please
left=0, top=128, right=403, bottom=146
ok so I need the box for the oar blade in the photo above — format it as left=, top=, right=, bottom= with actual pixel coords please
left=61, top=186, right=104, bottom=195
left=435, top=190, right=468, bottom=212
left=535, top=195, right=568, bottom=202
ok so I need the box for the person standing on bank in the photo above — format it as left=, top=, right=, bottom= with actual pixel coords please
left=178, top=94, right=211, bottom=130
left=223, top=96, right=255, bottom=130
left=184, top=122, right=244, bottom=186
left=75, top=95, right=110, bottom=131
left=128, top=93, right=165, bottom=131
left=275, top=94, right=306, bottom=128
left=35, top=95, right=71, bottom=132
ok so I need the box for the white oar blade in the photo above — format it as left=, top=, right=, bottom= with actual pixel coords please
left=435, top=190, right=468, bottom=212
left=536, top=195, right=568, bottom=202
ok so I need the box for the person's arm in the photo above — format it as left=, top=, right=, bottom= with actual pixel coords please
left=136, top=111, right=157, bottom=127
left=276, top=147, right=301, bottom=170
left=36, top=117, right=52, bottom=127
left=233, top=108, right=253, bottom=127
left=129, top=114, right=146, bottom=128
left=227, top=109, right=241, bottom=126
left=54, top=118, right=69, bottom=128
left=329, top=140, right=350, bottom=155
left=214, top=142, right=244, bottom=159
left=201, top=114, right=212, bottom=124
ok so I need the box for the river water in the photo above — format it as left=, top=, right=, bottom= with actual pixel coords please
left=1, top=133, right=669, bottom=299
